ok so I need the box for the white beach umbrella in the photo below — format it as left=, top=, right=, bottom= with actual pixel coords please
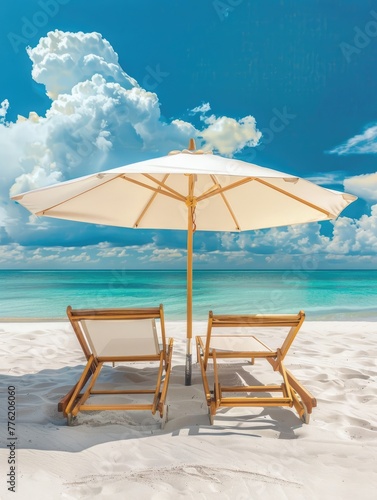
left=12, top=140, right=357, bottom=384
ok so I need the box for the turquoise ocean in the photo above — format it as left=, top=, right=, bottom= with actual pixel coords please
left=0, top=270, right=376, bottom=321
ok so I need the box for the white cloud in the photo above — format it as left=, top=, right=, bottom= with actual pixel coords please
left=329, top=124, right=377, bottom=155
left=199, top=115, right=262, bottom=156
left=343, top=172, right=377, bottom=202
left=10, top=166, right=63, bottom=198
left=191, top=102, right=211, bottom=114
left=218, top=206, right=377, bottom=260
left=0, top=244, right=98, bottom=266
left=305, top=172, right=345, bottom=186
left=0, top=206, right=10, bottom=227
left=0, top=241, right=184, bottom=268
left=353, top=205, right=377, bottom=250
left=70, top=252, right=91, bottom=262
left=147, top=247, right=184, bottom=262
left=27, top=30, right=138, bottom=100
left=326, top=217, right=357, bottom=254
left=191, top=101, right=261, bottom=155
left=0, top=99, right=9, bottom=122
left=220, top=223, right=330, bottom=255
left=0, top=244, right=26, bottom=262
left=96, top=243, right=128, bottom=258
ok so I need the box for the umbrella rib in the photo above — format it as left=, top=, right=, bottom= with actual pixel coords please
left=209, top=175, right=240, bottom=230
left=35, top=174, right=123, bottom=215
left=196, top=177, right=254, bottom=202
left=254, top=178, right=334, bottom=217
left=197, top=176, right=334, bottom=218
left=35, top=172, right=186, bottom=216
left=142, top=174, right=186, bottom=200
left=133, top=174, right=170, bottom=228
left=121, top=175, right=185, bottom=202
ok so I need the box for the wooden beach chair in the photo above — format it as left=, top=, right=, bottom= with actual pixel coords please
left=196, top=310, right=316, bottom=424
left=59, top=304, right=173, bottom=425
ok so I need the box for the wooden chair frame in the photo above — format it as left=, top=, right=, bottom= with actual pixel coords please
left=59, top=304, right=173, bottom=425
left=196, top=310, right=316, bottom=424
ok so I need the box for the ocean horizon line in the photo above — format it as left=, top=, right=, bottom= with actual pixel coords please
left=1, top=268, right=377, bottom=272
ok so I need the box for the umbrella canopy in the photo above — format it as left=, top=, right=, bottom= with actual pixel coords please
left=12, top=141, right=357, bottom=383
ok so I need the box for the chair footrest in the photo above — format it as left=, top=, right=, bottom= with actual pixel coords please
left=91, top=390, right=156, bottom=395
left=80, top=403, right=154, bottom=411
left=219, top=397, right=293, bottom=407
left=220, top=385, right=285, bottom=393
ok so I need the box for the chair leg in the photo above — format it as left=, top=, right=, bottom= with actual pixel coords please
left=291, top=389, right=310, bottom=423
left=152, top=354, right=165, bottom=415
left=65, top=355, right=96, bottom=416
left=160, top=404, right=169, bottom=429
left=59, top=385, right=78, bottom=414
left=208, top=401, right=216, bottom=425
left=301, top=403, right=310, bottom=424
left=71, top=361, right=104, bottom=417
left=156, top=340, right=174, bottom=415
left=285, top=369, right=316, bottom=414
left=67, top=413, right=77, bottom=426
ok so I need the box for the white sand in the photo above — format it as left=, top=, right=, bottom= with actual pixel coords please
left=1, top=320, right=377, bottom=499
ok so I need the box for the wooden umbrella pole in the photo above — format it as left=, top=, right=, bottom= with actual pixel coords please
left=185, top=205, right=193, bottom=385
left=185, top=172, right=196, bottom=385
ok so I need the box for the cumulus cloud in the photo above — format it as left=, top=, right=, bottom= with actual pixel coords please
left=191, top=101, right=261, bottom=155
left=220, top=223, right=330, bottom=255
left=10, top=166, right=63, bottom=198
left=329, top=124, right=377, bottom=155
left=217, top=206, right=377, bottom=261
left=343, top=172, right=377, bottom=203
left=0, top=241, right=185, bottom=269
left=323, top=209, right=377, bottom=256
left=305, top=172, right=346, bottom=187
left=199, top=115, right=262, bottom=156
left=0, top=99, right=9, bottom=123
left=0, top=207, right=9, bottom=227
left=97, top=248, right=127, bottom=259
left=0, top=243, right=98, bottom=266
left=27, top=31, right=138, bottom=100
left=147, top=248, right=184, bottom=262
left=191, top=102, right=211, bottom=115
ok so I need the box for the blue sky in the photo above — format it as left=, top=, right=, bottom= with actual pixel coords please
left=1, top=0, right=377, bottom=269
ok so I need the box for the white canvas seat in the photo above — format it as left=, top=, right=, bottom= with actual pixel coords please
left=81, top=319, right=160, bottom=357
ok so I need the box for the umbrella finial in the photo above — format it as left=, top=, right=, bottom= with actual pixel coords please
left=168, top=138, right=212, bottom=155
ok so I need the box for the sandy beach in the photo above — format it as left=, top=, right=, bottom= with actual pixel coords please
left=1, top=319, right=377, bottom=499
